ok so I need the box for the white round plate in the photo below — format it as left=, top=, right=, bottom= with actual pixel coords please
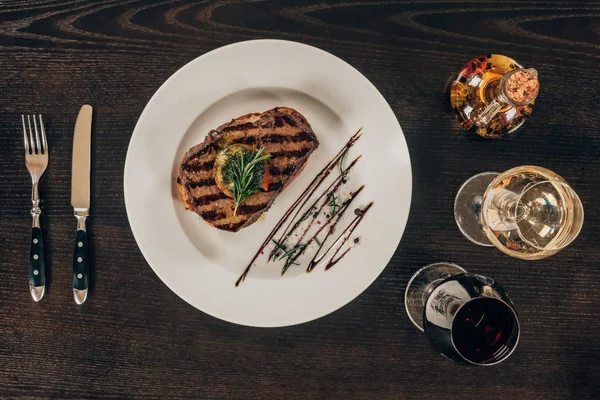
left=124, top=40, right=412, bottom=327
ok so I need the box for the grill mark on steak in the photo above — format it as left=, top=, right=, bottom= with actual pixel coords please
left=267, top=182, right=284, bottom=192
left=215, top=220, right=247, bottom=231
left=270, top=165, right=297, bottom=176
left=221, top=122, right=255, bottom=132
left=200, top=210, right=227, bottom=221
left=187, top=146, right=213, bottom=159
left=270, top=148, right=311, bottom=158
left=224, top=129, right=306, bottom=142
left=192, top=192, right=229, bottom=207
left=236, top=203, right=269, bottom=215
left=183, top=160, right=215, bottom=172
left=231, top=136, right=258, bottom=146
left=281, top=115, right=298, bottom=127
left=263, top=132, right=314, bottom=144
left=187, top=178, right=216, bottom=189
left=231, top=132, right=314, bottom=146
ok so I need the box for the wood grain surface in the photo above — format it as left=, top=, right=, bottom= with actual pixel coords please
left=1, top=1, right=599, bottom=398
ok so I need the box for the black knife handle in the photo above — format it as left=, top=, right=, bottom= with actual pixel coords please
left=73, top=229, right=89, bottom=291
left=29, top=227, right=46, bottom=288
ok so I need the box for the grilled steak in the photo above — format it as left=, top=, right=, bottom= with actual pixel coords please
left=177, top=107, right=319, bottom=232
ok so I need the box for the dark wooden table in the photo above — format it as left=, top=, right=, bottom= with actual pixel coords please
left=1, top=1, right=599, bottom=398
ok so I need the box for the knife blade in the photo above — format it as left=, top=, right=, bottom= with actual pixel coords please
left=71, top=104, right=92, bottom=305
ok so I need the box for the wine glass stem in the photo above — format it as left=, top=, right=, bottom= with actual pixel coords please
left=515, top=202, right=529, bottom=221
left=429, top=290, right=463, bottom=323
left=421, top=278, right=445, bottom=303
left=472, top=195, right=482, bottom=216
left=422, top=270, right=465, bottom=304
left=501, top=198, right=530, bottom=223
left=485, top=191, right=522, bottom=229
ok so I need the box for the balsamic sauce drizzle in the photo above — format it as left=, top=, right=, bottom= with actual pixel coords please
left=309, top=202, right=374, bottom=272
left=235, top=129, right=364, bottom=287
left=271, top=155, right=362, bottom=264
left=287, top=185, right=365, bottom=273
left=267, top=132, right=362, bottom=262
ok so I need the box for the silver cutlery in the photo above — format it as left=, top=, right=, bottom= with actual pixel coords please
left=71, top=105, right=93, bottom=305
left=22, top=115, right=48, bottom=302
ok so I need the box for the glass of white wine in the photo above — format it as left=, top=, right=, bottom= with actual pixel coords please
left=454, top=166, right=584, bottom=260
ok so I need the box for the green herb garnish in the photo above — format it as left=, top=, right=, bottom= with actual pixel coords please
left=278, top=244, right=306, bottom=261
left=282, top=258, right=300, bottom=274
left=299, top=206, right=315, bottom=222
left=223, top=147, right=271, bottom=216
left=277, top=243, right=307, bottom=275
left=282, top=255, right=301, bottom=274
left=314, top=237, right=321, bottom=246
left=271, top=239, right=287, bottom=252
left=339, top=148, right=348, bottom=175
left=328, top=193, right=340, bottom=215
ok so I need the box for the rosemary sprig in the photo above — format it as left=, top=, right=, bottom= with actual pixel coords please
left=282, top=256, right=301, bottom=274
left=226, top=147, right=271, bottom=216
left=271, top=239, right=287, bottom=252
left=339, top=148, right=348, bottom=175
left=299, top=206, right=315, bottom=222
left=282, top=259, right=300, bottom=274
left=328, top=193, right=340, bottom=215
left=278, top=244, right=306, bottom=261
left=278, top=243, right=306, bottom=274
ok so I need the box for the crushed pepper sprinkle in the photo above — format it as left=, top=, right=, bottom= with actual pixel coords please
left=504, top=70, right=539, bottom=104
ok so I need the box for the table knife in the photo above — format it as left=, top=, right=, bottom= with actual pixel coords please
left=71, top=105, right=92, bottom=305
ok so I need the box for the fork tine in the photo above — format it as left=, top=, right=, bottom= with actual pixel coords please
left=39, top=115, right=47, bottom=154
left=33, top=115, right=41, bottom=155
left=27, top=115, right=35, bottom=155
left=22, top=115, right=30, bottom=154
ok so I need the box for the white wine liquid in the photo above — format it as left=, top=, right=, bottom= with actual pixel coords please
left=481, top=167, right=583, bottom=260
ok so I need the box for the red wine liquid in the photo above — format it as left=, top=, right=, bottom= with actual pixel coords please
left=452, top=297, right=516, bottom=364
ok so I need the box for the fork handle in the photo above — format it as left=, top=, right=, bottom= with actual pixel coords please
left=72, top=215, right=89, bottom=305
left=29, top=227, right=46, bottom=289
left=29, top=194, right=45, bottom=301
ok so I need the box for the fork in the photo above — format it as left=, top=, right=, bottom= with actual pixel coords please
left=22, top=115, right=48, bottom=302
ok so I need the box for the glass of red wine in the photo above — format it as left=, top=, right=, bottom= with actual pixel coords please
left=405, top=262, right=520, bottom=366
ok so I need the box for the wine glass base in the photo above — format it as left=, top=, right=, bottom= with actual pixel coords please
left=454, top=172, right=499, bottom=247
left=404, top=262, right=467, bottom=332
